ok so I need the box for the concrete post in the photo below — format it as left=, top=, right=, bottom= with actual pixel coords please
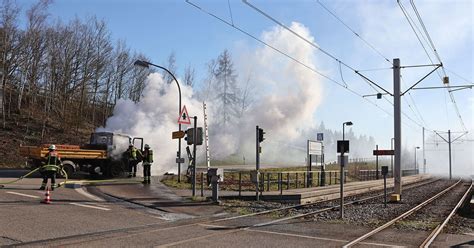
left=448, top=130, right=452, bottom=179
left=393, top=58, right=402, bottom=200
left=423, top=127, right=426, bottom=174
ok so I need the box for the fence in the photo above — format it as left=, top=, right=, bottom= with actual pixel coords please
left=194, top=167, right=418, bottom=199
left=357, top=169, right=419, bottom=181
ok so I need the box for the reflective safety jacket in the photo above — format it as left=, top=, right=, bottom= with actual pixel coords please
left=143, top=149, right=153, bottom=164
left=128, top=147, right=142, bottom=161
left=42, top=151, right=61, bottom=172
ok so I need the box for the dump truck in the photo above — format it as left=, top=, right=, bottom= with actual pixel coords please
left=19, top=132, right=144, bottom=178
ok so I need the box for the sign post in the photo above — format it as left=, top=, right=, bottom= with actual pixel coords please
left=373, top=149, right=395, bottom=180
left=376, top=145, right=379, bottom=179
left=177, top=105, right=191, bottom=183
left=337, top=140, right=349, bottom=219
left=382, top=166, right=389, bottom=208
left=307, top=140, right=323, bottom=187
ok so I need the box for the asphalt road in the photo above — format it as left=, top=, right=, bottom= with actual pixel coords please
left=0, top=171, right=472, bottom=247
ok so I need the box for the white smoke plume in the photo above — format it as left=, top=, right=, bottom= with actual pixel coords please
left=97, top=73, right=203, bottom=175
left=206, top=22, right=323, bottom=164
left=99, top=22, right=323, bottom=173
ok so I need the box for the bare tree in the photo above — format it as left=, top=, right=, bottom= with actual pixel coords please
left=184, top=63, right=195, bottom=88
left=239, top=71, right=254, bottom=117
left=162, top=52, right=177, bottom=85
left=0, top=0, right=21, bottom=128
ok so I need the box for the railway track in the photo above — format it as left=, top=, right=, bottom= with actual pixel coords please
left=8, top=177, right=439, bottom=247
left=215, top=178, right=439, bottom=226
left=343, top=179, right=472, bottom=247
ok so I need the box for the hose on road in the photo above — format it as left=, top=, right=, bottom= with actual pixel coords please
left=0, top=165, right=68, bottom=189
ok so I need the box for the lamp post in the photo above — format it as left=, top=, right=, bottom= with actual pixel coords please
left=340, top=121, right=353, bottom=219
left=414, top=146, right=420, bottom=175
left=134, top=60, right=183, bottom=182
left=342, top=121, right=353, bottom=141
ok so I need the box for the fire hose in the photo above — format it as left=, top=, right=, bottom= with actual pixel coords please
left=0, top=165, right=68, bottom=188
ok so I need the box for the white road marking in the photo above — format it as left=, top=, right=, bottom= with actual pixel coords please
left=198, top=223, right=229, bottom=228
left=74, top=187, right=105, bottom=202
left=6, top=191, right=40, bottom=199
left=70, top=203, right=110, bottom=211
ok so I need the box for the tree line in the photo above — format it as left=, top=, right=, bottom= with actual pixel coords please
left=0, top=0, right=169, bottom=138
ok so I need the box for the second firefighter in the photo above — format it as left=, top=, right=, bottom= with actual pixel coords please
left=142, top=144, right=153, bottom=184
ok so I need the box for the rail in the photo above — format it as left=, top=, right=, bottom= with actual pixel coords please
left=343, top=179, right=463, bottom=247
left=420, top=180, right=473, bottom=247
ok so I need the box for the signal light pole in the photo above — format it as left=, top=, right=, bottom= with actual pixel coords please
left=256, top=126, right=265, bottom=201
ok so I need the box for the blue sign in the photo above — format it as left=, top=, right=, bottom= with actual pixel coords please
left=317, top=133, right=324, bottom=141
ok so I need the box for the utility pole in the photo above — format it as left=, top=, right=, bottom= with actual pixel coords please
left=433, top=130, right=467, bottom=180
left=423, top=127, right=426, bottom=174
left=393, top=58, right=402, bottom=199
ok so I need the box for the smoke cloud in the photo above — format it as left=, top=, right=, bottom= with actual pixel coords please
left=98, top=22, right=323, bottom=173
left=97, top=73, right=203, bottom=175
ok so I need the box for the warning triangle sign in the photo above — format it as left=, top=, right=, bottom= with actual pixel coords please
left=178, top=105, right=191, bottom=125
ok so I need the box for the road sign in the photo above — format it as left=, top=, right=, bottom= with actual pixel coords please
left=317, top=133, right=324, bottom=141
left=308, top=141, right=323, bottom=155
left=176, top=158, right=185, bottom=163
left=172, top=130, right=185, bottom=139
left=373, top=149, right=395, bottom=156
left=337, top=140, right=349, bottom=153
left=178, top=105, right=191, bottom=125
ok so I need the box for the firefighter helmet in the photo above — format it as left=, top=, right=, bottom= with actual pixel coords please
left=144, top=144, right=150, bottom=149
left=48, top=144, right=56, bottom=150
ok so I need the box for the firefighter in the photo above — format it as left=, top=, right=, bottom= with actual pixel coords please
left=39, top=145, right=62, bottom=190
left=126, top=144, right=142, bottom=178
left=142, top=144, right=153, bottom=184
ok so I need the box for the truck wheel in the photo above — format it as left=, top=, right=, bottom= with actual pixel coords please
left=61, top=161, right=76, bottom=179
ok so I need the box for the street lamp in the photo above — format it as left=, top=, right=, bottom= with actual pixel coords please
left=414, top=146, right=420, bottom=174
left=134, top=59, right=183, bottom=182
left=342, top=121, right=353, bottom=141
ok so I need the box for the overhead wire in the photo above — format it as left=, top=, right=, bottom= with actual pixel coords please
left=243, top=0, right=429, bottom=130
left=315, top=0, right=431, bottom=129
left=227, top=0, right=235, bottom=26
left=316, top=0, right=392, bottom=65
left=401, top=0, right=468, bottom=132
left=185, top=0, right=423, bottom=132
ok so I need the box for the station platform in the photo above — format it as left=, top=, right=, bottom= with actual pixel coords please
left=224, top=174, right=431, bottom=204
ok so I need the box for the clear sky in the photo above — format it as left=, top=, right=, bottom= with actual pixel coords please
left=15, top=0, right=473, bottom=174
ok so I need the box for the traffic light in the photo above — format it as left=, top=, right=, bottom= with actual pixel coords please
left=195, top=127, right=203, bottom=146
left=185, top=127, right=203, bottom=146
left=185, top=128, right=194, bottom=145
left=258, top=128, right=265, bottom=143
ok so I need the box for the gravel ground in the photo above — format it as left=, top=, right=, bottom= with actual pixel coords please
left=393, top=182, right=471, bottom=231
left=220, top=179, right=473, bottom=235
left=221, top=178, right=439, bottom=218
left=308, top=180, right=457, bottom=228
left=445, top=188, right=474, bottom=235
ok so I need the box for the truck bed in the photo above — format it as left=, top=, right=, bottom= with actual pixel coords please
left=19, top=145, right=108, bottom=160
